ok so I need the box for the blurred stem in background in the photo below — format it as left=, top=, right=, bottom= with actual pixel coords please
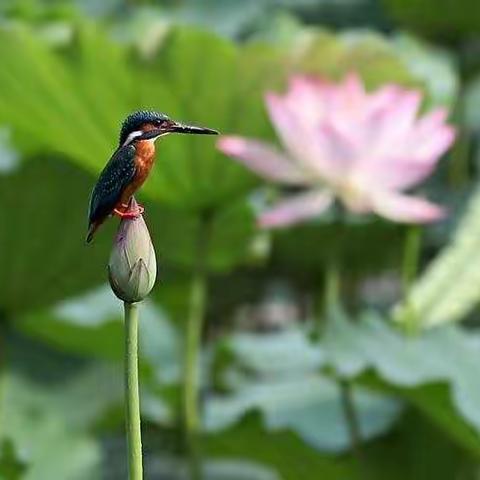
left=339, top=378, right=364, bottom=464
left=322, top=257, right=364, bottom=463
left=124, top=302, right=143, bottom=480
left=0, top=316, right=5, bottom=441
left=316, top=259, right=340, bottom=337
left=449, top=49, right=471, bottom=188
left=324, top=260, right=340, bottom=316
left=183, top=211, right=212, bottom=480
left=448, top=120, right=471, bottom=188
left=401, top=225, right=422, bottom=335
left=319, top=214, right=365, bottom=461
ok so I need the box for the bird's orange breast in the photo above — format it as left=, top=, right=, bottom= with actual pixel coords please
left=120, top=140, right=156, bottom=204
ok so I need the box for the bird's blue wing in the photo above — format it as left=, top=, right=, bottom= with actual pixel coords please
left=88, top=144, right=137, bottom=226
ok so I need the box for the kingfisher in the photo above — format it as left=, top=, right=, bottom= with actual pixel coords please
left=86, top=110, right=218, bottom=243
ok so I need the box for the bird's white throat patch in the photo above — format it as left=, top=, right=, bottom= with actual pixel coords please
left=122, top=130, right=143, bottom=147
left=123, top=130, right=170, bottom=146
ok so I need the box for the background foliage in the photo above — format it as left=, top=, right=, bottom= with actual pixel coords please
left=1, top=0, right=480, bottom=479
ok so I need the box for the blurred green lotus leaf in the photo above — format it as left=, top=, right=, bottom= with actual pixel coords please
left=16, top=285, right=181, bottom=428
left=147, top=198, right=259, bottom=272
left=205, top=413, right=357, bottom=480
left=322, top=310, right=480, bottom=455
left=0, top=338, right=121, bottom=480
left=0, top=157, right=112, bottom=315
left=383, top=0, right=480, bottom=41
left=17, top=286, right=182, bottom=383
left=0, top=154, right=257, bottom=318
left=206, top=326, right=403, bottom=452
left=205, top=407, right=475, bottom=480
left=205, top=375, right=402, bottom=453
left=0, top=24, right=264, bottom=210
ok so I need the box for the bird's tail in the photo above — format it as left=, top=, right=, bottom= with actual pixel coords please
left=85, top=221, right=99, bottom=244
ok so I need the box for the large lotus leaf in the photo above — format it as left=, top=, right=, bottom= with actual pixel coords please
left=16, top=285, right=182, bottom=386
left=142, top=27, right=276, bottom=209
left=0, top=155, right=257, bottom=319
left=321, top=310, right=480, bottom=455
left=206, top=326, right=402, bottom=453
left=0, top=157, right=112, bottom=315
left=0, top=24, right=265, bottom=211
left=205, top=375, right=402, bottom=453
left=205, top=409, right=477, bottom=480
left=0, top=155, right=256, bottom=319
left=0, top=338, right=123, bottom=480
left=0, top=26, right=115, bottom=165
left=16, top=285, right=181, bottom=426
left=147, top=197, right=258, bottom=273
left=2, top=335, right=123, bottom=427
left=69, top=22, right=137, bottom=137
left=220, top=327, right=325, bottom=375
left=205, top=414, right=356, bottom=480
left=15, top=285, right=125, bottom=360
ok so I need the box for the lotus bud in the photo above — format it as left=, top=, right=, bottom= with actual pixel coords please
left=108, top=199, right=157, bottom=303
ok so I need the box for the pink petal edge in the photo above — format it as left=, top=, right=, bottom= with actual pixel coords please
left=258, top=190, right=333, bottom=228
left=217, top=136, right=304, bottom=184
left=370, top=191, right=447, bottom=224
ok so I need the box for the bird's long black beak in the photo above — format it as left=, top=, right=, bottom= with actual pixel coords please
left=170, top=121, right=218, bottom=135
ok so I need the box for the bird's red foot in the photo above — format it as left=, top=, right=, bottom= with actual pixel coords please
left=114, top=204, right=145, bottom=219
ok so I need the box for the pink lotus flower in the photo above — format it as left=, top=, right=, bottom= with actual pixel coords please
left=217, top=74, right=455, bottom=227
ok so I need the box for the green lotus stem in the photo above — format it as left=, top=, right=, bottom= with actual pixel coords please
left=322, top=260, right=363, bottom=460
left=124, top=302, right=143, bottom=480
left=0, top=319, right=5, bottom=439
left=184, top=266, right=207, bottom=434
left=448, top=127, right=470, bottom=187
left=325, top=260, right=340, bottom=313
left=183, top=212, right=212, bottom=479
left=448, top=74, right=469, bottom=189
left=401, top=226, right=421, bottom=335
left=184, top=283, right=206, bottom=480
left=339, top=379, right=363, bottom=463
left=316, top=260, right=340, bottom=337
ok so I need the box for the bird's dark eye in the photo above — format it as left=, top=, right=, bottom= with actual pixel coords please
left=155, top=120, right=164, bottom=127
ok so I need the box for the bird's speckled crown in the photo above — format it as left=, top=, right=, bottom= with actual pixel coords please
left=119, top=110, right=169, bottom=145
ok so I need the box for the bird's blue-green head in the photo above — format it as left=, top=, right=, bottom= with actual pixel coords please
left=119, top=110, right=218, bottom=146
